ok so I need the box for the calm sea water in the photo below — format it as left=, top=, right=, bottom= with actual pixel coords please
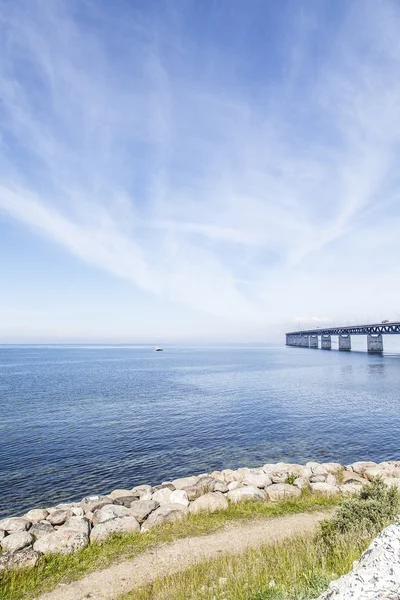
left=1, top=343, right=400, bottom=518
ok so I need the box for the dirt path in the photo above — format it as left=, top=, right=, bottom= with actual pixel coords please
left=36, top=510, right=332, bottom=600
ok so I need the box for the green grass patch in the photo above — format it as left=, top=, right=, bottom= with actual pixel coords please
left=0, top=492, right=339, bottom=600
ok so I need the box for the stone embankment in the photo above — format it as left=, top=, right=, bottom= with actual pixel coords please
left=1, top=459, right=400, bottom=572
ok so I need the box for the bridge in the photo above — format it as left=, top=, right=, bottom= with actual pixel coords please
left=285, top=322, right=400, bottom=353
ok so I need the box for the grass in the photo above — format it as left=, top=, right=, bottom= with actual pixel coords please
left=0, top=492, right=339, bottom=600
left=122, top=530, right=367, bottom=600
left=119, top=478, right=400, bottom=600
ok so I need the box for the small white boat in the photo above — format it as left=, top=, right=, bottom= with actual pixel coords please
left=154, top=346, right=163, bottom=352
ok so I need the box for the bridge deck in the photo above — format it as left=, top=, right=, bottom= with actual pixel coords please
left=286, top=322, right=400, bottom=336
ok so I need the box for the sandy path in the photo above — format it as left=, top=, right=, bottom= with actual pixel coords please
left=36, top=510, right=332, bottom=600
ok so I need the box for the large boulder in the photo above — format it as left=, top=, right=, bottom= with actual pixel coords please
left=171, top=476, right=199, bottom=490
left=227, top=486, right=266, bottom=503
left=189, top=492, right=229, bottom=514
left=47, top=510, right=70, bottom=526
left=342, top=471, right=366, bottom=485
left=0, top=548, right=40, bottom=572
left=131, top=484, right=153, bottom=497
left=109, top=489, right=132, bottom=500
left=30, top=522, right=55, bottom=539
left=80, top=496, right=114, bottom=514
left=169, top=490, right=189, bottom=507
left=383, top=478, right=400, bottom=491
left=243, top=472, right=272, bottom=488
left=92, top=504, right=130, bottom=526
left=152, top=488, right=173, bottom=506
left=212, top=480, right=229, bottom=493
left=141, top=504, right=188, bottom=531
left=294, top=477, right=309, bottom=490
left=90, top=516, right=140, bottom=542
left=0, top=517, right=31, bottom=533
left=61, top=516, right=90, bottom=535
left=364, top=466, right=393, bottom=481
left=310, top=482, right=340, bottom=496
left=24, top=509, right=49, bottom=523
left=1, top=531, right=34, bottom=553
left=129, top=500, right=159, bottom=524
left=265, top=484, right=301, bottom=502
left=33, top=530, right=89, bottom=555
left=114, top=496, right=138, bottom=508
left=321, top=463, right=343, bottom=474
left=348, top=461, right=377, bottom=475
left=340, top=483, right=363, bottom=495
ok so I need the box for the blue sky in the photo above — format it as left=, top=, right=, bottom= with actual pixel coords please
left=1, top=0, right=400, bottom=342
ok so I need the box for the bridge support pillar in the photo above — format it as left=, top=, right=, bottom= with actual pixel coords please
left=367, top=334, right=383, bottom=354
left=321, top=334, right=331, bottom=350
left=310, top=335, right=318, bottom=348
left=339, top=334, right=351, bottom=351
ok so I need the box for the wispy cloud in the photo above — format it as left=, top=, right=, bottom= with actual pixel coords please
left=1, top=0, right=400, bottom=334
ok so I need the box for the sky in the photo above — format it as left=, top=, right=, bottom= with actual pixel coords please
left=1, top=0, right=400, bottom=343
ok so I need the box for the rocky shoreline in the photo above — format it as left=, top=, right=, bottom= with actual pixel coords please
left=1, top=459, right=400, bottom=572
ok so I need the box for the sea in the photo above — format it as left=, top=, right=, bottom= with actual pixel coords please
left=1, top=342, right=400, bottom=518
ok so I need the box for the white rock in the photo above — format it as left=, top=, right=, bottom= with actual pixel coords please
left=326, top=474, right=337, bottom=486
left=140, top=492, right=153, bottom=502
left=364, top=466, right=393, bottom=481
left=227, top=481, right=241, bottom=491
left=310, top=482, right=340, bottom=496
left=212, top=480, right=229, bottom=493
left=316, top=522, right=400, bottom=599
left=47, top=510, right=70, bottom=526
left=221, top=469, right=241, bottom=483
left=171, top=476, right=199, bottom=490
left=243, top=472, right=272, bottom=488
left=24, top=509, right=49, bottom=523
left=311, top=464, right=329, bottom=476
left=152, top=488, right=173, bottom=506
left=109, top=489, right=132, bottom=500
left=90, top=516, right=140, bottom=542
left=33, top=530, right=89, bottom=555
left=71, top=507, right=85, bottom=517
left=141, top=504, right=188, bottom=531
left=348, top=461, right=377, bottom=475
left=0, top=548, right=40, bottom=572
left=1, top=531, right=33, bottom=553
left=129, top=500, right=159, bottom=523
left=322, top=463, right=343, bottom=474
left=169, top=490, right=189, bottom=507
left=294, top=477, right=309, bottom=490
left=342, top=471, right=366, bottom=485
left=61, top=516, right=90, bottom=535
left=383, top=478, right=400, bottom=491
left=265, top=484, right=301, bottom=502
left=299, top=466, right=313, bottom=479
left=30, top=522, right=55, bottom=538
left=227, top=486, right=266, bottom=503
left=0, top=517, right=31, bottom=533
left=93, top=504, right=129, bottom=526
left=131, top=484, right=153, bottom=497
left=189, top=492, right=229, bottom=514
left=340, top=484, right=362, bottom=495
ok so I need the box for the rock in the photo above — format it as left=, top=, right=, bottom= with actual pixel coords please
left=92, top=504, right=130, bottom=526
left=322, top=463, right=343, bottom=474
left=71, top=507, right=85, bottom=517
left=152, top=483, right=175, bottom=492
left=310, top=474, right=327, bottom=483
left=364, top=466, right=393, bottom=481
left=30, top=522, right=55, bottom=539
left=47, top=510, right=70, bottom=526
left=182, top=485, right=203, bottom=501
left=33, top=530, right=89, bottom=555
left=326, top=474, right=337, bottom=486
left=114, top=496, right=138, bottom=508
left=61, top=516, right=90, bottom=535
left=24, top=509, right=49, bottom=523
left=0, top=517, right=31, bottom=533
left=140, top=492, right=152, bottom=502
left=299, top=466, right=313, bottom=479
left=80, top=496, right=114, bottom=514
left=227, top=486, right=266, bottom=503
left=141, top=504, right=188, bottom=531
left=212, top=480, right=229, bottom=493
left=342, top=471, right=366, bottom=485
left=310, top=464, right=328, bottom=476
left=227, top=481, right=241, bottom=491
left=210, top=470, right=224, bottom=480
left=0, top=548, right=40, bottom=572
left=1, top=531, right=34, bottom=553
left=340, top=484, right=362, bottom=495
left=131, top=484, right=153, bottom=497
left=243, top=472, right=272, bottom=488
left=265, top=484, right=302, bottom=502
left=90, top=516, right=140, bottom=542
left=392, top=468, right=400, bottom=478
left=221, top=469, right=241, bottom=483
left=109, top=489, right=133, bottom=500
left=0, top=530, right=6, bottom=540
left=316, top=522, right=400, bottom=600
left=310, top=482, right=340, bottom=496
left=169, top=490, right=189, bottom=507
left=152, top=488, right=173, bottom=506
left=129, top=500, right=159, bottom=523
left=294, top=477, right=309, bottom=490
left=349, top=461, right=377, bottom=475
left=383, top=478, right=400, bottom=491
left=189, top=492, right=229, bottom=514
